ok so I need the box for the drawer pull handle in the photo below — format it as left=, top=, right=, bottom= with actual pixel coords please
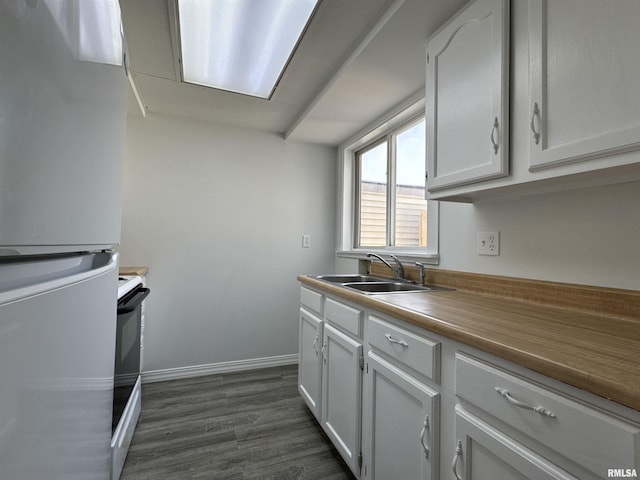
left=419, top=415, right=430, bottom=459
left=452, top=440, right=463, bottom=480
left=495, top=387, right=557, bottom=418
left=384, top=333, right=409, bottom=348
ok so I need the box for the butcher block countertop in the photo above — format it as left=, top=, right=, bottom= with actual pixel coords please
left=298, top=268, right=640, bottom=412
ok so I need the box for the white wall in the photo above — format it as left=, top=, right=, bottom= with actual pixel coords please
left=120, top=114, right=337, bottom=373
left=438, top=181, right=640, bottom=290
left=120, top=113, right=639, bottom=375
left=337, top=180, right=640, bottom=290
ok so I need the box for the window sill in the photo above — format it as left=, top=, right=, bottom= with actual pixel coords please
left=336, top=250, right=440, bottom=266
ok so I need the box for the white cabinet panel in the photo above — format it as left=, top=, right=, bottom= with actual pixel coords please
left=368, top=315, right=440, bottom=383
left=325, top=297, right=363, bottom=338
left=456, top=353, right=640, bottom=476
left=322, top=323, right=363, bottom=476
left=363, top=352, right=439, bottom=480
left=529, top=0, right=640, bottom=170
left=300, top=287, right=323, bottom=317
left=427, top=0, right=509, bottom=191
left=298, top=307, right=323, bottom=421
left=453, top=406, right=578, bottom=480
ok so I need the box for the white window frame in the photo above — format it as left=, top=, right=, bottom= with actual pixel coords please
left=336, top=93, right=439, bottom=264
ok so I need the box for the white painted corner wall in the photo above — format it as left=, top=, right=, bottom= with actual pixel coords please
left=120, top=114, right=337, bottom=374
left=121, top=112, right=640, bottom=378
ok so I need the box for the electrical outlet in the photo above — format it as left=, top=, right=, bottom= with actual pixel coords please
left=477, top=231, right=499, bottom=256
left=302, top=234, right=311, bottom=248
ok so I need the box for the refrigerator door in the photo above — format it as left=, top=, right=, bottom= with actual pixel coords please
left=0, top=1, right=128, bottom=255
left=0, top=252, right=117, bottom=480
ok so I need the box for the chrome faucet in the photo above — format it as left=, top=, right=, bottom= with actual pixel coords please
left=366, top=253, right=404, bottom=280
left=415, top=262, right=426, bottom=285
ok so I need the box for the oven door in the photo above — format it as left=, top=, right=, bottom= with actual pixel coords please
left=113, top=286, right=149, bottom=433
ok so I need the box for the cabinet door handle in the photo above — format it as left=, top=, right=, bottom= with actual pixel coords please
left=494, top=387, right=557, bottom=418
left=321, top=340, right=327, bottom=364
left=313, top=334, right=319, bottom=355
left=452, top=440, right=463, bottom=480
left=490, top=117, right=500, bottom=154
left=530, top=102, right=541, bottom=145
left=419, top=415, right=430, bottom=459
left=384, top=333, right=409, bottom=348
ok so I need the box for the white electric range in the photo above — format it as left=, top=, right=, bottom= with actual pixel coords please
left=112, top=276, right=149, bottom=479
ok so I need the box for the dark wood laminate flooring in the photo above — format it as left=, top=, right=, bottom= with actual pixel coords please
left=120, top=364, right=354, bottom=480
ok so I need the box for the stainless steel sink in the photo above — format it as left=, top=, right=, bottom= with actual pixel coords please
left=343, top=281, right=430, bottom=294
left=311, top=274, right=454, bottom=294
left=314, top=274, right=384, bottom=283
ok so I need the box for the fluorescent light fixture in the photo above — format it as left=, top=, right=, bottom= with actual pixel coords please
left=44, top=0, right=123, bottom=66
left=178, top=0, right=318, bottom=99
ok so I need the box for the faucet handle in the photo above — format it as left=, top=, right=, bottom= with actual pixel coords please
left=415, top=262, right=425, bottom=285
left=389, top=255, right=404, bottom=279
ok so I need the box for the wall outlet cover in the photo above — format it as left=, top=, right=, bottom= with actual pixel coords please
left=477, top=231, right=499, bottom=256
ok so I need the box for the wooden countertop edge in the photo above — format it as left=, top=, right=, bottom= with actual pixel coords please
left=298, top=275, right=640, bottom=412
left=119, top=266, right=148, bottom=276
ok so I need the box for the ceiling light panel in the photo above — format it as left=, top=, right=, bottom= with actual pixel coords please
left=178, top=0, right=318, bottom=99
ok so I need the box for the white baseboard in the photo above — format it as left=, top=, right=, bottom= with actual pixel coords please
left=141, top=354, right=299, bottom=384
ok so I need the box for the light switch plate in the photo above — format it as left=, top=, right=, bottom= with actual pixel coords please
left=477, top=231, right=499, bottom=256
left=302, top=234, right=311, bottom=248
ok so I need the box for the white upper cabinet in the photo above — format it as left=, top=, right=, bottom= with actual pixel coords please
left=426, top=0, right=510, bottom=192
left=528, top=0, right=640, bottom=170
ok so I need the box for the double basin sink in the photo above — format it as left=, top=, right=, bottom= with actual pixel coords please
left=313, top=274, right=451, bottom=295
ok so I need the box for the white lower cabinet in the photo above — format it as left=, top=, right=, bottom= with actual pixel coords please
left=298, top=286, right=640, bottom=480
left=362, top=352, right=439, bottom=479
left=455, top=353, right=640, bottom=477
left=321, top=323, right=363, bottom=476
left=298, top=307, right=323, bottom=420
left=452, top=405, right=577, bottom=480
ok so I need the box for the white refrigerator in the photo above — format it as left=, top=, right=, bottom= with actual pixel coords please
left=0, top=1, right=128, bottom=479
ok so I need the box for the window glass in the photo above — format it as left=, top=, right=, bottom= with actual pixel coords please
left=355, top=116, right=427, bottom=250
left=358, top=141, right=387, bottom=247
left=395, top=119, right=427, bottom=247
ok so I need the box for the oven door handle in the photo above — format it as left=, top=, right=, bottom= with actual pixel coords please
left=117, top=288, right=150, bottom=314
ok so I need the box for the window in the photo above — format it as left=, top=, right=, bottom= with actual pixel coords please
left=337, top=95, right=438, bottom=263
left=356, top=117, right=428, bottom=249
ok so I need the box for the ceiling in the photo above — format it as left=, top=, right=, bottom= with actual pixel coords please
left=120, top=0, right=467, bottom=146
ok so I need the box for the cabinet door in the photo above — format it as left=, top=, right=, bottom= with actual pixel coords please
left=452, top=406, right=578, bottom=480
left=426, top=0, right=509, bottom=192
left=298, top=308, right=323, bottom=420
left=322, top=324, right=363, bottom=476
left=362, top=352, right=439, bottom=480
left=529, top=0, right=640, bottom=170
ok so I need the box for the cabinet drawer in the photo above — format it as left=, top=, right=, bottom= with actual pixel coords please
left=325, top=298, right=362, bottom=338
left=368, top=316, right=439, bottom=383
left=300, top=287, right=323, bottom=316
left=456, top=353, right=640, bottom=476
